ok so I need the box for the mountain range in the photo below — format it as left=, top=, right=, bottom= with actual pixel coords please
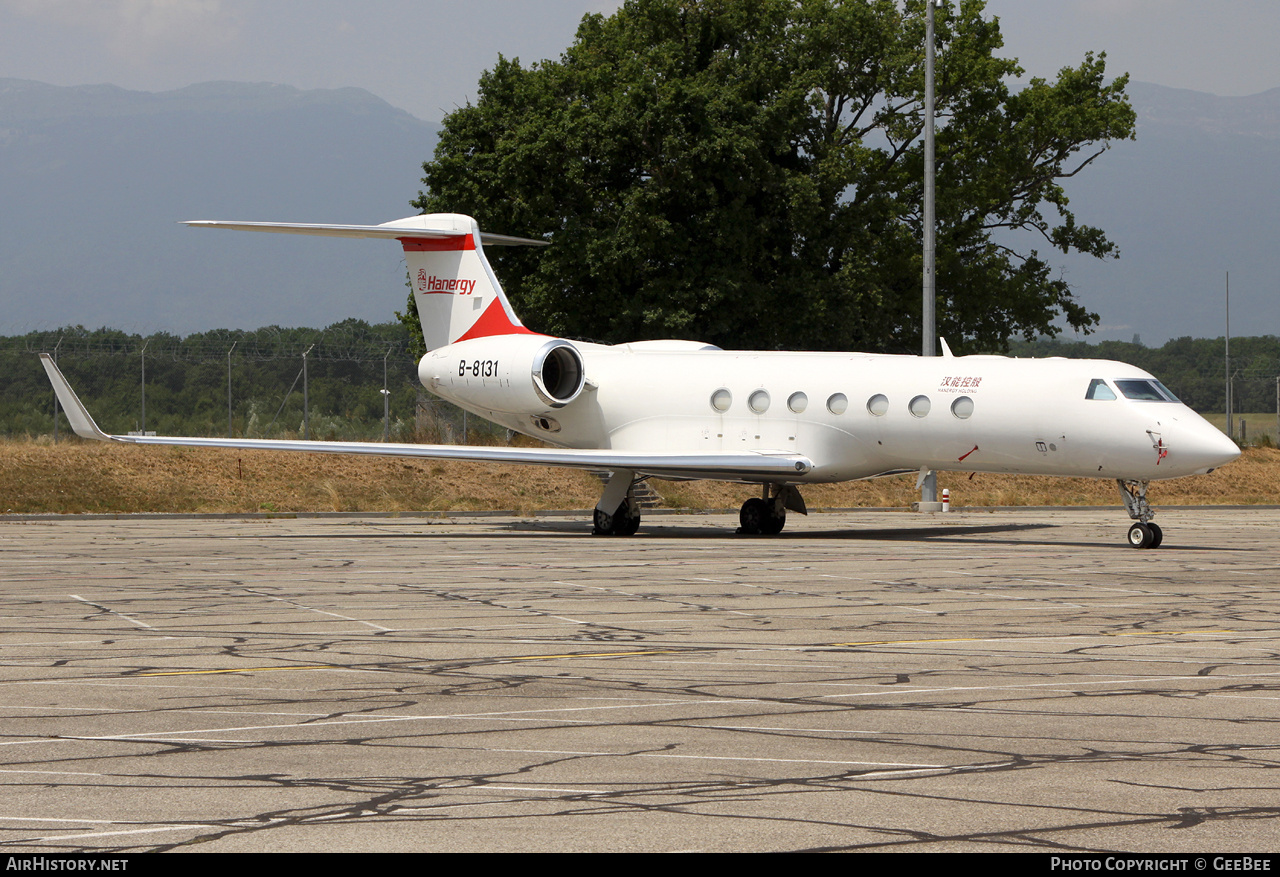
left=0, top=77, right=1276, bottom=344
left=0, top=78, right=438, bottom=334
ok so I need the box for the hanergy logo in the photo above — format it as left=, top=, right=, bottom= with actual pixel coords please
left=417, top=271, right=476, bottom=295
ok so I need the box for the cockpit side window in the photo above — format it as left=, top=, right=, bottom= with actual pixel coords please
left=1086, top=379, right=1117, bottom=400
left=1115, top=379, right=1168, bottom=401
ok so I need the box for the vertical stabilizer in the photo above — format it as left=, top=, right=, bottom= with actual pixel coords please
left=391, top=214, right=537, bottom=350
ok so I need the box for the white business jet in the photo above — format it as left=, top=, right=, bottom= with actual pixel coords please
left=40, top=213, right=1240, bottom=548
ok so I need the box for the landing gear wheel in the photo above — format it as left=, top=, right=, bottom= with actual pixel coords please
left=594, top=503, right=640, bottom=536
left=1127, top=522, right=1154, bottom=549
left=739, top=497, right=768, bottom=535
left=617, top=507, right=641, bottom=536
left=740, top=497, right=786, bottom=535
left=1147, top=522, right=1163, bottom=548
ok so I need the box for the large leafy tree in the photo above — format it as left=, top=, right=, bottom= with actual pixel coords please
left=412, top=0, right=1134, bottom=353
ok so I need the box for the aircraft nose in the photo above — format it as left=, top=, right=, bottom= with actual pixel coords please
left=1177, top=418, right=1241, bottom=474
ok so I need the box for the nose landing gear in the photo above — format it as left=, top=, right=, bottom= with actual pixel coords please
left=1127, top=521, right=1163, bottom=549
left=1118, top=479, right=1163, bottom=549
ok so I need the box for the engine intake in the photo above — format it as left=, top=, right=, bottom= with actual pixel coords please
left=420, top=335, right=587, bottom=414
left=532, top=340, right=585, bottom=407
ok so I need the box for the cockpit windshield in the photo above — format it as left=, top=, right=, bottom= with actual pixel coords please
left=1115, top=379, right=1177, bottom=402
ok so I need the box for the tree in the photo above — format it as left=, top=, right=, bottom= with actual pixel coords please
left=413, top=0, right=1134, bottom=353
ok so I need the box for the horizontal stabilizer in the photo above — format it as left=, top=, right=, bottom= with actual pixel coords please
left=184, top=217, right=548, bottom=247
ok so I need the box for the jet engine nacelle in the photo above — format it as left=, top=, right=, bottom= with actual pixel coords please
left=419, top=335, right=586, bottom=414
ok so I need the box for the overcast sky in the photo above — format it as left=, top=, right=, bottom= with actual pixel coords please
left=1, top=0, right=1277, bottom=122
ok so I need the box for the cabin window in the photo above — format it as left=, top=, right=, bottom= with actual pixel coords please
left=951, top=396, right=974, bottom=419
left=909, top=395, right=931, bottom=417
left=866, top=394, right=889, bottom=416
left=788, top=391, right=808, bottom=413
left=1085, top=379, right=1117, bottom=400
left=711, top=388, right=732, bottom=412
left=748, top=389, right=771, bottom=414
left=827, top=393, right=848, bottom=415
left=1115, top=379, right=1167, bottom=401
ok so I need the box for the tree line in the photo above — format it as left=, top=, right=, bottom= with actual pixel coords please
left=3, top=322, right=1276, bottom=441
left=1008, top=336, right=1280, bottom=414
left=413, top=0, right=1134, bottom=353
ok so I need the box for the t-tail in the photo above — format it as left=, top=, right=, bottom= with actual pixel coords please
left=184, top=213, right=548, bottom=350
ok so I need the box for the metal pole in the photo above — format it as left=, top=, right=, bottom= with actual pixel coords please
left=923, top=0, right=937, bottom=360
left=302, top=343, right=314, bottom=441
left=51, top=335, right=62, bottom=445
left=227, top=340, right=237, bottom=438
left=140, top=339, right=149, bottom=434
left=1225, top=271, right=1232, bottom=440
left=920, top=0, right=940, bottom=509
left=382, top=347, right=391, bottom=442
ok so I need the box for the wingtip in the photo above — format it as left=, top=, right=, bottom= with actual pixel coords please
left=39, top=354, right=111, bottom=441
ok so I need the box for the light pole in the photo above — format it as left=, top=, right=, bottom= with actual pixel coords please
left=919, top=0, right=942, bottom=511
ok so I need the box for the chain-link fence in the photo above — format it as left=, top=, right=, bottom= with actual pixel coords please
left=1, top=325, right=510, bottom=444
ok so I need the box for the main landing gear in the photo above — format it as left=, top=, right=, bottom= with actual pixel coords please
left=593, top=498, right=641, bottom=536
left=592, top=469, right=643, bottom=537
left=1118, top=479, right=1163, bottom=549
left=738, top=484, right=806, bottom=536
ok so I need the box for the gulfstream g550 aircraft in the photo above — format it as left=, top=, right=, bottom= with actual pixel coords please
left=41, top=213, right=1240, bottom=548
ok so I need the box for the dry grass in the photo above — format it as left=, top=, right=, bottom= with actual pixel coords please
left=0, top=439, right=606, bottom=514
left=1, top=439, right=1275, bottom=515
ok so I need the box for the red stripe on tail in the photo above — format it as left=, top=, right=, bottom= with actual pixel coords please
left=455, top=298, right=536, bottom=342
left=399, top=234, right=476, bottom=252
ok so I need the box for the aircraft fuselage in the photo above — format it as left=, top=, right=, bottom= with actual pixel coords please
left=421, top=339, right=1237, bottom=485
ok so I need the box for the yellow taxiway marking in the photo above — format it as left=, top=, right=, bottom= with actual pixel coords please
left=833, top=630, right=1236, bottom=647
left=505, top=649, right=686, bottom=662
left=132, top=632, right=1242, bottom=673
left=136, top=666, right=332, bottom=677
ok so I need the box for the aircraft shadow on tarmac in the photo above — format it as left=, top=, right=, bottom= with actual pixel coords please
left=502, top=519, right=1231, bottom=550
left=241, top=519, right=1230, bottom=551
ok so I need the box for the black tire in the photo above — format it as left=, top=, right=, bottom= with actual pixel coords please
left=1148, top=522, right=1163, bottom=548
left=761, top=508, right=786, bottom=535
left=618, top=511, right=641, bottom=536
left=739, top=497, right=767, bottom=535
left=1127, top=522, right=1153, bottom=549
left=593, top=508, right=613, bottom=536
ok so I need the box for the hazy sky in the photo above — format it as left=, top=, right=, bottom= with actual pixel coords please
left=1, top=0, right=1277, bottom=122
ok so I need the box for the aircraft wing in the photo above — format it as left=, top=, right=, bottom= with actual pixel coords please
left=40, top=355, right=810, bottom=482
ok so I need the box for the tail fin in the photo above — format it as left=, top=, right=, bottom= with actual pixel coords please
left=185, top=213, right=548, bottom=351
left=398, top=214, right=538, bottom=350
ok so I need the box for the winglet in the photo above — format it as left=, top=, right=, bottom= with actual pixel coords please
left=39, top=354, right=112, bottom=441
left=939, top=338, right=954, bottom=357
